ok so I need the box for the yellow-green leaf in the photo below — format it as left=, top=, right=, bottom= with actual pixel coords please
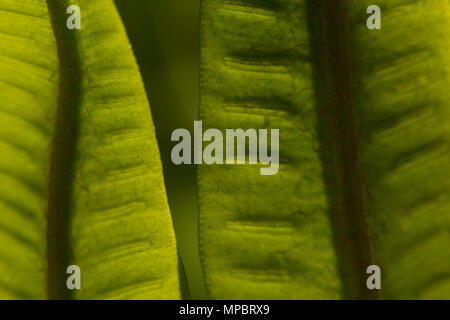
left=198, top=0, right=450, bottom=299
left=0, top=0, right=180, bottom=299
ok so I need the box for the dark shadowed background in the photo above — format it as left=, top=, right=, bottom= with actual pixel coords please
left=114, top=0, right=205, bottom=299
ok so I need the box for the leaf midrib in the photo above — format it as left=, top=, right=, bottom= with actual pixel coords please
left=306, top=0, right=377, bottom=299
left=45, top=0, right=82, bottom=300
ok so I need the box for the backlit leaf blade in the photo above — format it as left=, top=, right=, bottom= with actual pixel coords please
left=0, top=0, right=180, bottom=299
left=198, top=0, right=450, bottom=299
left=199, top=0, right=341, bottom=299
left=0, top=0, right=55, bottom=299
left=346, top=0, right=450, bottom=299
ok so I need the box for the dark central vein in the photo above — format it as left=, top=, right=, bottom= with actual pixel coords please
left=306, top=0, right=376, bottom=299
left=45, top=0, right=82, bottom=300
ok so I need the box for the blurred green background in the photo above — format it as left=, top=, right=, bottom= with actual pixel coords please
left=114, top=1, right=205, bottom=299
